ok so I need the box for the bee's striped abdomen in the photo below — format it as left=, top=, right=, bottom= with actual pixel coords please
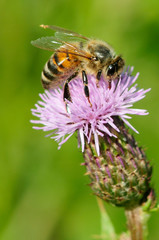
left=41, top=50, right=80, bottom=89
left=41, top=55, right=62, bottom=89
left=47, top=58, right=61, bottom=74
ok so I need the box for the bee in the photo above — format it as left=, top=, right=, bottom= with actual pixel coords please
left=31, top=25, right=125, bottom=104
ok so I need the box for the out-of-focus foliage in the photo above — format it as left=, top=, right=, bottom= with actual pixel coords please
left=0, top=0, right=159, bottom=239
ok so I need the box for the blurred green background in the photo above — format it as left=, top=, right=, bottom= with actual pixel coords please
left=0, top=0, right=159, bottom=239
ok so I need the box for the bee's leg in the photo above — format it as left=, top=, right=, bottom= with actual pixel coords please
left=63, top=71, right=79, bottom=113
left=113, top=75, right=120, bottom=92
left=108, top=79, right=112, bottom=89
left=63, top=71, right=79, bottom=102
left=63, top=81, right=72, bottom=102
left=82, top=70, right=92, bottom=107
left=96, top=69, right=102, bottom=87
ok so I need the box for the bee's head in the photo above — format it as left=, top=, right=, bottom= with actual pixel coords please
left=106, top=56, right=125, bottom=79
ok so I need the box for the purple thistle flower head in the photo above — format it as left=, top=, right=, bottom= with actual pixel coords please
left=31, top=67, right=150, bottom=156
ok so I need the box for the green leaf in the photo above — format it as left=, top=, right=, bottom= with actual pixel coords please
left=97, top=198, right=116, bottom=240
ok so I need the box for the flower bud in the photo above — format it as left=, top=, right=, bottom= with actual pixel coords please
left=83, top=117, right=152, bottom=208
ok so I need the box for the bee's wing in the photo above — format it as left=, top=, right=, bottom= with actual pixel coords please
left=31, top=36, right=93, bottom=60
left=39, top=25, right=93, bottom=59
left=31, top=36, right=63, bottom=51
left=40, top=24, right=90, bottom=42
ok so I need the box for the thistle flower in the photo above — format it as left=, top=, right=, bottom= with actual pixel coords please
left=31, top=67, right=153, bottom=208
left=31, top=67, right=150, bottom=156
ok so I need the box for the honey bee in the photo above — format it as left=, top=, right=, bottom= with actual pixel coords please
left=31, top=25, right=125, bottom=104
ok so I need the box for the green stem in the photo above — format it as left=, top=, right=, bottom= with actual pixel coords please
left=125, top=207, right=150, bottom=240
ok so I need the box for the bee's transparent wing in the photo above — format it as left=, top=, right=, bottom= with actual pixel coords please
left=31, top=36, right=84, bottom=52
left=31, top=37, right=93, bottom=60
left=32, top=27, right=93, bottom=60
left=31, top=36, right=62, bottom=51
left=55, top=32, right=88, bottom=43
left=40, top=24, right=90, bottom=42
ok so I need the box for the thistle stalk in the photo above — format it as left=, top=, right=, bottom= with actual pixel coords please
left=126, top=207, right=144, bottom=240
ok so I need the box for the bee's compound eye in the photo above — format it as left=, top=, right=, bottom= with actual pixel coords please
left=107, top=64, right=116, bottom=76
